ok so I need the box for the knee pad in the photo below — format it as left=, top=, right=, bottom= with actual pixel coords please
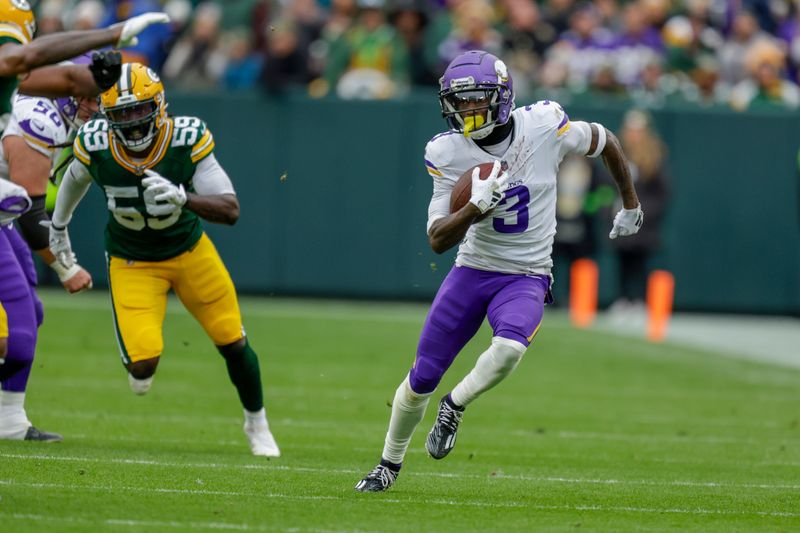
left=490, top=336, right=527, bottom=372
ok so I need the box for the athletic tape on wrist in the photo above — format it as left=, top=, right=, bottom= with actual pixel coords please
left=50, top=261, right=81, bottom=282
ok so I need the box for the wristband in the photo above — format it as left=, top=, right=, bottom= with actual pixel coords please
left=50, top=261, right=81, bottom=282
left=588, top=123, right=606, bottom=158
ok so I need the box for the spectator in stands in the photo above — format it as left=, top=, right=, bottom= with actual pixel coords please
left=37, top=0, right=65, bottom=35
left=436, top=0, right=502, bottom=68
left=100, top=0, right=175, bottom=70
left=608, top=110, right=670, bottom=312
left=323, top=0, right=410, bottom=99
left=163, top=2, right=227, bottom=89
left=681, top=54, right=729, bottom=107
left=221, top=29, right=263, bottom=90
left=730, top=40, right=800, bottom=109
left=388, top=0, right=436, bottom=86
left=718, top=11, right=775, bottom=84
left=499, top=0, right=557, bottom=96
left=614, top=2, right=664, bottom=86
left=65, top=0, right=105, bottom=31
left=550, top=3, right=615, bottom=87
left=262, top=21, right=315, bottom=92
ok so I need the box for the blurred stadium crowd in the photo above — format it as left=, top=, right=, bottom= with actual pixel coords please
left=36, top=0, right=800, bottom=108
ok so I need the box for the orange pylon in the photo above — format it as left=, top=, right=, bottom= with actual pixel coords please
left=570, top=258, right=599, bottom=328
left=647, top=270, right=675, bottom=342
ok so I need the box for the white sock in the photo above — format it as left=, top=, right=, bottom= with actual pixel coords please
left=0, top=390, right=31, bottom=439
left=244, top=407, right=268, bottom=428
left=381, top=375, right=432, bottom=465
left=128, top=373, right=154, bottom=395
left=450, top=337, right=527, bottom=408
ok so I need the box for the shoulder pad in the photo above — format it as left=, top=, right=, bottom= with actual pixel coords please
left=11, top=96, right=68, bottom=151
left=425, top=131, right=460, bottom=172
left=73, top=118, right=110, bottom=164
left=519, top=100, right=570, bottom=137
left=172, top=116, right=214, bottom=163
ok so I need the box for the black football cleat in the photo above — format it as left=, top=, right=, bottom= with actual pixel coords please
left=24, top=426, right=63, bottom=442
left=355, top=464, right=399, bottom=493
left=426, top=395, right=464, bottom=460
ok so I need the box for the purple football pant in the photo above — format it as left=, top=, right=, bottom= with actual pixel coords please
left=409, top=265, right=549, bottom=394
left=0, top=225, right=42, bottom=393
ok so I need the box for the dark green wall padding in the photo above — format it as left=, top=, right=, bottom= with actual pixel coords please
left=63, top=92, right=800, bottom=314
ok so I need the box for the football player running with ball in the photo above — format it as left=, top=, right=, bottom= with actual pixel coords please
left=49, top=63, right=280, bottom=457
left=356, top=50, right=643, bottom=491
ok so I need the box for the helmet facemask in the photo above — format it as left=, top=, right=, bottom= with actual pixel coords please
left=439, top=85, right=502, bottom=139
left=105, top=98, right=160, bottom=152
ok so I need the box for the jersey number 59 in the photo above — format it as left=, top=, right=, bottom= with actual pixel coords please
left=104, top=185, right=180, bottom=231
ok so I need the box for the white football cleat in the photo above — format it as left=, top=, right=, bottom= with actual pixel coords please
left=243, top=408, right=280, bottom=457
left=128, top=373, right=153, bottom=395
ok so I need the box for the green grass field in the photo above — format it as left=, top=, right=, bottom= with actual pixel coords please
left=1, top=290, right=798, bottom=532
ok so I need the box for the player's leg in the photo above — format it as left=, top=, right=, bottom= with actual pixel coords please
left=427, top=273, right=549, bottom=459
left=356, top=266, right=487, bottom=491
left=172, top=234, right=278, bottom=457
left=0, top=226, right=58, bottom=441
left=107, top=255, right=170, bottom=394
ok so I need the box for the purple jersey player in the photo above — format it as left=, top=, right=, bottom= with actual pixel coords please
left=356, top=50, right=644, bottom=492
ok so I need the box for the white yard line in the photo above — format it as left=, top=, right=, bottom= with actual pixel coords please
left=0, top=483, right=797, bottom=519
left=2, top=453, right=799, bottom=491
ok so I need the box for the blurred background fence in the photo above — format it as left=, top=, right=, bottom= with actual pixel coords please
left=62, top=91, right=800, bottom=314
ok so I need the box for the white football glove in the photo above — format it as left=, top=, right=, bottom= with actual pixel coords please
left=0, top=179, right=32, bottom=226
left=47, top=221, right=76, bottom=269
left=142, top=170, right=187, bottom=217
left=469, top=160, right=509, bottom=214
left=609, top=204, right=644, bottom=239
left=112, top=12, right=171, bottom=49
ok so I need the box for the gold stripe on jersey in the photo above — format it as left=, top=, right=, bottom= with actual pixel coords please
left=108, top=118, right=173, bottom=174
left=0, top=23, right=28, bottom=44
left=0, top=302, right=7, bottom=338
left=557, top=121, right=571, bottom=137
left=73, top=135, right=91, bottom=165
left=21, top=132, right=54, bottom=152
left=190, top=130, right=214, bottom=163
left=426, top=165, right=443, bottom=177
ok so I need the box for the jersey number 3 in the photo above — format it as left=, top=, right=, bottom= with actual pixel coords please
left=493, top=185, right=529, bottom=234
left=104, top=186, right=180, bottom=231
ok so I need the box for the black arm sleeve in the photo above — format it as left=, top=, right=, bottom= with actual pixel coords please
left=16, top=195, right=50, bottom=251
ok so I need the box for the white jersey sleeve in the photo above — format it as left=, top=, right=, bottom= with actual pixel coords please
left=424, top=132, right=462, bottom=232
left=557, top=120, right=593, bottom=160
left=1, top=95, right=69, bottom=158
left=191, top=154, right=235, bottom=196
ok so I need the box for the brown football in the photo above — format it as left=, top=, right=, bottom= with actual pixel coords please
left=450, top=162, right=498, bottom=216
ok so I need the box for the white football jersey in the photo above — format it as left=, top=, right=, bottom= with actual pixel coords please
left=425, top=100, right=598, bottom=275
left=1, top=94, right=69, bottom=157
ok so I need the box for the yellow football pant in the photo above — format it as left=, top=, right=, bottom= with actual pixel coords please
left=0, top=302, right=7, bottom=338
left=108, top=233, right=244, bottom=364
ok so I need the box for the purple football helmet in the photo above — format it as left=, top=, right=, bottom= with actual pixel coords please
left=54, top=53, right=95, bottom=131
left=438, top=50, right=514, bottom=139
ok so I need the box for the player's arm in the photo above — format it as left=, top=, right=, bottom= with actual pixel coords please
left=5, top=137, right=92, bottom=292
left=0, top=13, right=169, bottom=77
left=142, top=154, right=239, bottom=226
left=18, top=51, right=122, bottom=98
left=48, top=158, right=94, bottom=286
left=427, top=160, right=508, bottom=254
left=561, top=119, right=643, bottom=239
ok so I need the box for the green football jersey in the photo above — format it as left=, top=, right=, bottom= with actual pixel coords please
left=73, top=115, right=217, bottom=261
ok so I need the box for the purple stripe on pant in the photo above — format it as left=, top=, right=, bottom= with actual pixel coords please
left=0, top=225, right=42, bottom=392
left=409, top=265, right=548, bottom=394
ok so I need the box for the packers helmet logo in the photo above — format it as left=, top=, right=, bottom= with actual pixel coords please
left=10, top=0, right=31, bottom=10
left=147, top=68, right=160, bottom=83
